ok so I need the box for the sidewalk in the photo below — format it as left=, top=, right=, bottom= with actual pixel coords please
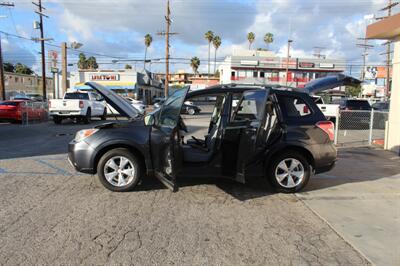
left=298, top=147, right=400, bottom=266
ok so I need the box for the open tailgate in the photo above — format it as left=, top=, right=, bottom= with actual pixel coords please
left=304, top=74, right=361, bottom=94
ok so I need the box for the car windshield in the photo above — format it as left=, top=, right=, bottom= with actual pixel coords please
left=64, top=93, right=89, bottom=100
left=0, top=101, right=19, bottom=106
left=157, top=89, right=187, bottom=129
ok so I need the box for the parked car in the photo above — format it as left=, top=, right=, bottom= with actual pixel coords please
left=331, top=98, right=372, bottom=129
left=68, top=75, right=359, bottom=193
left=0, top=100, right=46, bottom=123
left=125, top=97, right=146, bottom=114
left=181, top=103, right=201, bottom=115
left=310, top=95, right=339, bottom=121
left=372, top=101, right=390, bottom=111
left=49, top=91, right=107, bottom=124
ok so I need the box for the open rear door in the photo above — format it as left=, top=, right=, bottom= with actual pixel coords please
left=150, top=88, right=189, bottom=192
left=303, top=74, right=361, bottom=94
left=221, top=89, right=269, bottom=183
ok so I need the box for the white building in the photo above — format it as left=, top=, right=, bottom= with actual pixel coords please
left=219, top=49, right=346, bottom=87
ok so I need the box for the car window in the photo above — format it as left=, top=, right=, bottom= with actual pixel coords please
left=311, top=96, right=323, bottom=104
left=277, top=95, right=312, bottom=118
left=346, top=100, right=371, bottom=109
left=233, top=90, right=267, bottom=121
left=64, top=93, right=89, bottom=100
left=158, top=89, right=187, bottom=129
left=0, top=101, right=19, bottom=106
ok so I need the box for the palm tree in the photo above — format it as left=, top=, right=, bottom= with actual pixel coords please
left=212, top=36, right=221, bottom=75
left=144, top=34, right=153, bottom=69
left=264, top=33, right=274, bottom=50
left=247, top=32, right=255, bottom=50
left=190, top=57, right=200, bottom=75
left=204, top=30, right=214, bottom=77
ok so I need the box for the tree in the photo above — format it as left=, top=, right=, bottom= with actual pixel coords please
left=247, top=32, right=255, bottom=49
left=190, top=57, right=200, bottom=75
left=77, top=53, right=87, bottom=69
left=212, top=35, right=221, bottom=75
left=204, top=30, right=214, bottom=77
left=125, top=64, right=132, bottom=69
left=263, top=33, right=274, bottom=50
left=14, top=63, right=33, bottom=75
left=346, top=84, right=362, bottom=97
left=4, top=62, right=14, bottom=72
left=144, top=34, right=153, bottom=69
left=86, top=56, right=98, bottom=70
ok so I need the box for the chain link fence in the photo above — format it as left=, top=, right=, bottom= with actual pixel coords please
left=334, top=109, right=389, bottom=147
left=20, top=101, right=49, bottom=125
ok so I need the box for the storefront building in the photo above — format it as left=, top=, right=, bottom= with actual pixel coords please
left=70, top=70, right=163, bottom=104
left=218, top=50, right=346, bottom=87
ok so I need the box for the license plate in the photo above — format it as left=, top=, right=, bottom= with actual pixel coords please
left=60, top=111, right=70, bottom=114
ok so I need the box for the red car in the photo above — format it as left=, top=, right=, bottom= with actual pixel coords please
left=0, top=100, right=47, bottom=123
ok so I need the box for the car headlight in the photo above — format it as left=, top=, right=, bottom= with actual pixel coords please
left=74, top=128, right=99, bottom=142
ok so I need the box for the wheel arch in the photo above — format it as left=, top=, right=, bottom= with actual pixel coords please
left=93, top=143, right=147, bottom=175
left=264, top=144, right=315, bottom=171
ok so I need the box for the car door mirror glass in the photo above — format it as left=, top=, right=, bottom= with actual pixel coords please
left=144, top=114, right=155, bottom=126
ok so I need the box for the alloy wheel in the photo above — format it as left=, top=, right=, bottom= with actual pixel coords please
left=274, top=158, right=305, bottom=188
left=104, top=156, right=136, bottom=187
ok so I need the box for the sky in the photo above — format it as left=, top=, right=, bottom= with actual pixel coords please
left=0, top=0, right=396, bottom=76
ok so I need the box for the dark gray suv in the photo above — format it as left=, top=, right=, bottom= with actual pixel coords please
left=68, top=75, right=360, bottom=193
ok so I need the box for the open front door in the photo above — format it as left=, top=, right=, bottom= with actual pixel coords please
left=150, top=88, right=189, bottom=191
left=221, top=90, right=269, bottom=183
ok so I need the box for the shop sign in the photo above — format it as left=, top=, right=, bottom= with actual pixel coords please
left=240, top=60, right=258, bottom=66
left=299, top=62, right=315, bottom=68
left=89, top=74, right=120, bottom=81
left=319, top=63, right=334, bottom=69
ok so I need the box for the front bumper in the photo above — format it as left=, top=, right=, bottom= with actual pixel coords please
left=68, top=140, right=96, bottom=174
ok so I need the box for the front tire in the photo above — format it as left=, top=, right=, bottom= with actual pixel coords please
left=97, top=148, right=141, bottom=192
left=267, top=151, right=311, bottom=193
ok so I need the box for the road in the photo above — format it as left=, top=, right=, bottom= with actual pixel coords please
left=1, top=118, right=399, bottom=265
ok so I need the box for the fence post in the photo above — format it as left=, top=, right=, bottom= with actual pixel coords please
left=334, top=108, right=340, bottom=145
left=368, top=109, right=374, bottom=145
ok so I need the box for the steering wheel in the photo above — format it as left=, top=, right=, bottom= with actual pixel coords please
left=178, top=117, right=188, bottom=133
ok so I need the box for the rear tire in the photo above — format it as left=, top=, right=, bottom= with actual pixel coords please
left=53, top=116, right=62, bottom=124
left=266, top=150, right=311, bottom=193
left=97, top=148, right=142, bottom=192
left=83, top=108, right=91, bottom=124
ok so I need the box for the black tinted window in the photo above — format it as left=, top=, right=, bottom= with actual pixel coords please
left=233, top=90, right=267, bottom=121
left=64, top=93, right=89, bottom=100
left=346, top=100, right=371, bottom=109
left=277, top=95, right=312, bottom=118
left=0, top=101, right=18, bottom=106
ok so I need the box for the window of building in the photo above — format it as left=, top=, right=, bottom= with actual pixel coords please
left=15, top=77, right=19, bottom=83
left=238, top=70, right=246, bottom=78
left=231, top=71, right=235, bottom=78
left=260, top=71, right=265, bottom=78
left=253, top=71, right=258, bottom=78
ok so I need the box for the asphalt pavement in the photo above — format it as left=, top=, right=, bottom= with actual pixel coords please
left=0, top=118, right=399, bottom=265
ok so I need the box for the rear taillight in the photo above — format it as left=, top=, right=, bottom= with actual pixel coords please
left=316, top=121, right=334, bottom=141
left=303, top=105, right=309, bottom=114
left=79, top=100, right=84, bottom=109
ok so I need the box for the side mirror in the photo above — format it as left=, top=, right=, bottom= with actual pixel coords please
left=144, top=114, right=155, bottom=126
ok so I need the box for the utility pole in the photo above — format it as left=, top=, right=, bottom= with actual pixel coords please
left=157, top=0, right=178, bottom=97
left=0, top=2, right=15, bottom=100
left=33, top=0, right=48, bottom=100
left=380, top=0, right=398, bottom=96
left=61, top=42, right=67, bottom=98
left=285, top=39, right=293, bottom=86
left=356, top=38, right=374, bottom=81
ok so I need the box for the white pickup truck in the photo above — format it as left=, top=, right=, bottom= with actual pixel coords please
left=311, top=95, right=339, bottom=121
left=49, top=91, right=107, bottom=124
